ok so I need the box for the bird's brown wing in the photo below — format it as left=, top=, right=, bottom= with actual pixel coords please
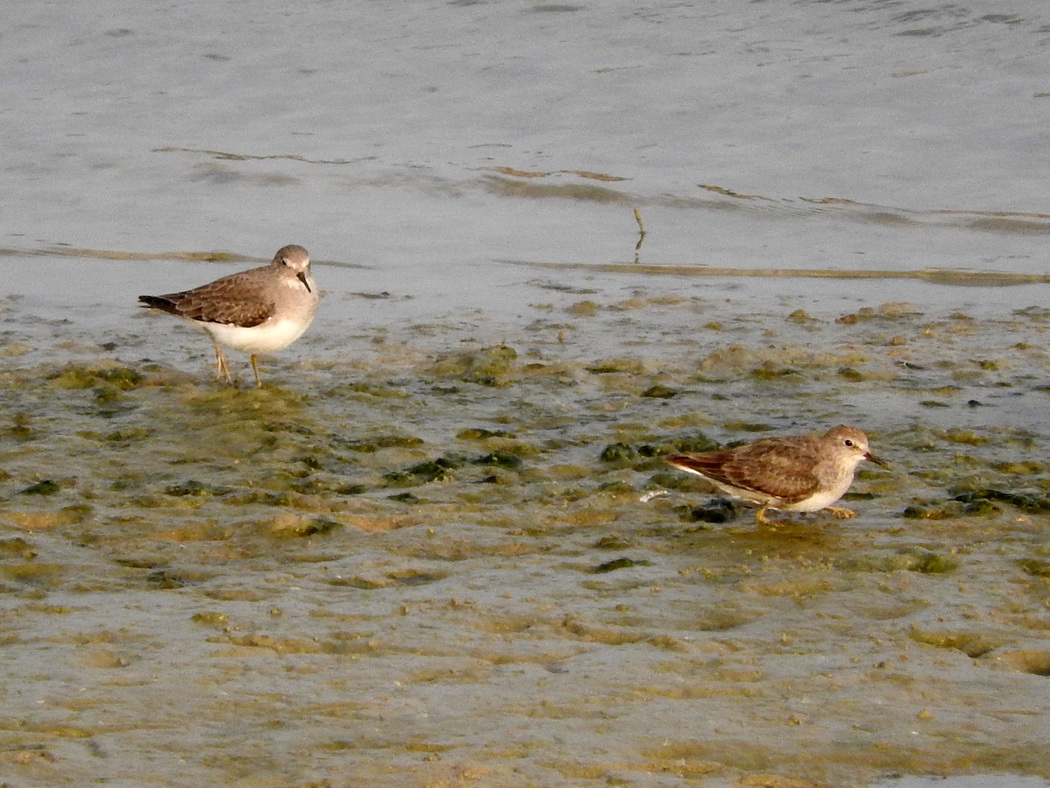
left=667, top=438, right=822, bottom=504
left=139, top=268, right=275, bottom=328
left=665, top=448, right=739, bottom=483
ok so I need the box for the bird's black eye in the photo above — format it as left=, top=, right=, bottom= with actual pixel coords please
left=844, top=439, right=855, bottom=447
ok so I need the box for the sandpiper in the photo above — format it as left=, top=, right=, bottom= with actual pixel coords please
left=138, top=244, right=318, bottom=387
left=665, top=425, right=887, bottom=524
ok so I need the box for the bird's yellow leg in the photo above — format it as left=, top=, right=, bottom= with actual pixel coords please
left=755, top=504, right=774, bottom=525
left=825, top=506, right=857, bottom=519
left=212, top=342, right=233, bottom=385
left=250, top=354, right=263, bottom=388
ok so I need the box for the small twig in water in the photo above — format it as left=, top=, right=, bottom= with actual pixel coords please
left=633, top=208, right=646, bottom=262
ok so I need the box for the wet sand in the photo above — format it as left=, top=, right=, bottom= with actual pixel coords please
left=0, top=261, right=1048, bottom=787
left=5, top=0, right=1050, bottom=783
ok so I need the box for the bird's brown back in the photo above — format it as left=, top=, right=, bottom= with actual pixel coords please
left=665, top=436, right=824, bottom=504
left=138, top=268, right=277, bottom=328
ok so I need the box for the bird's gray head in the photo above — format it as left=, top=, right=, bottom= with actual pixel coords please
left=824, top=425, right=888, bottom=469
left=272, top=245, right=312, bottom=291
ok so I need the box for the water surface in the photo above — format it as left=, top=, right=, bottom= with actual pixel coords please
left=2, top=1, right=1049, bottom=785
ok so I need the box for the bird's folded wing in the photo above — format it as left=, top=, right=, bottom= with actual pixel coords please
left=667, top=441, right=821, bottom=504
left=153, top=272, right=276, bottom=327
left=722, top=441, right=822, bottom=503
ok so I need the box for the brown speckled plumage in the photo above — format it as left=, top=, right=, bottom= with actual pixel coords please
left=665, top=425, right=888, bottom=523
left=139, top=244, right=318, bottom=387
left=139, top=268, right=280, bottom=328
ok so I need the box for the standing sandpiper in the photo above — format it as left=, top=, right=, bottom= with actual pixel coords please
left=139, top=245, right=319, bottom=387
left=665, top=425, right=888, bottom=524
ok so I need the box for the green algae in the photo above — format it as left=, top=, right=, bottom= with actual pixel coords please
left=899, top=488, right=1050, bottom=519
left=896, top=548, right=958, bottom=574
left=266, top=515, right=342, bottom=538
left=340, top=434, right=426, bottom=452
left=49, top=364, right=146, bottom=391
left=145, top=567, right=210, bottom=589
left=4, top=411, right=34, bottom=441
left=588, top=556, right=652, bottom=573
left=586, top=358, right=645, bottom=374
left=1, top=562, right=66, bottom=586
left=593, top=534, right=632, bottom=551
left=992, top=460, right=1045, bottom=475
left=685, top=499, right=740, bottom=524
left=164, top=480, right=232, bottom=497
left=939, top=428, right=990, bottom=445
left=1017, top=559, right=1050, bottom=578
left=385, top=455, right=466, bottom=485
left=0, top=537, right=36, bottom=559
left=190, top=611, right=230, bottom=627
left=566, top=300, right=601, bottom=316
left=473, top=450, right=523, bottom=469
left=901, top=500, right=966, bottom=520
left=954, top=489, right=1050, bottom=513
left=18, top=479, right=61, bottom=496
left=431, top=344, right=519, bottom=386
left=919, top=399, right=950, bottom=408
left=641, top=384, right=678, bottom=398
left=961, top=497, right=1003, bottom=517
left=839, top=548, right=958, bottom=574
left=456, top=427, right=515, bottom=441
left=598, top=442, right=636, bottom=464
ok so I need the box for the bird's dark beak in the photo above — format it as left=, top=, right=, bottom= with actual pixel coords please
left=865, top=451, right=889, bottom=469
left=297, top=272, right=312, bottom=293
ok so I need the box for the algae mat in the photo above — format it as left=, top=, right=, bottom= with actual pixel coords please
left=0, top=284, right=1048, bottom=787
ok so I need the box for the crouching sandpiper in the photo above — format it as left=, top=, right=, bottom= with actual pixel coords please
left=665, top=425, right=888, bottom=524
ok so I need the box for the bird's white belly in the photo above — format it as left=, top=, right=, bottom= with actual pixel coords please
left=779, top=479, right=853, bottom=512
left=200, top=317, right=311, bottom=355
left=704, top=479, right=780, bottom=506
left=703, top=473, right=852, bottom=512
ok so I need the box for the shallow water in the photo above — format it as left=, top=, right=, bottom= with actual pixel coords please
left=2, top=267, right=1049, bottom=786
left=3, top=0, right=1050, bottom=785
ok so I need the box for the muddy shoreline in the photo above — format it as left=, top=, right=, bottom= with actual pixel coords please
left=0, top=271, right=1048, bottom=786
